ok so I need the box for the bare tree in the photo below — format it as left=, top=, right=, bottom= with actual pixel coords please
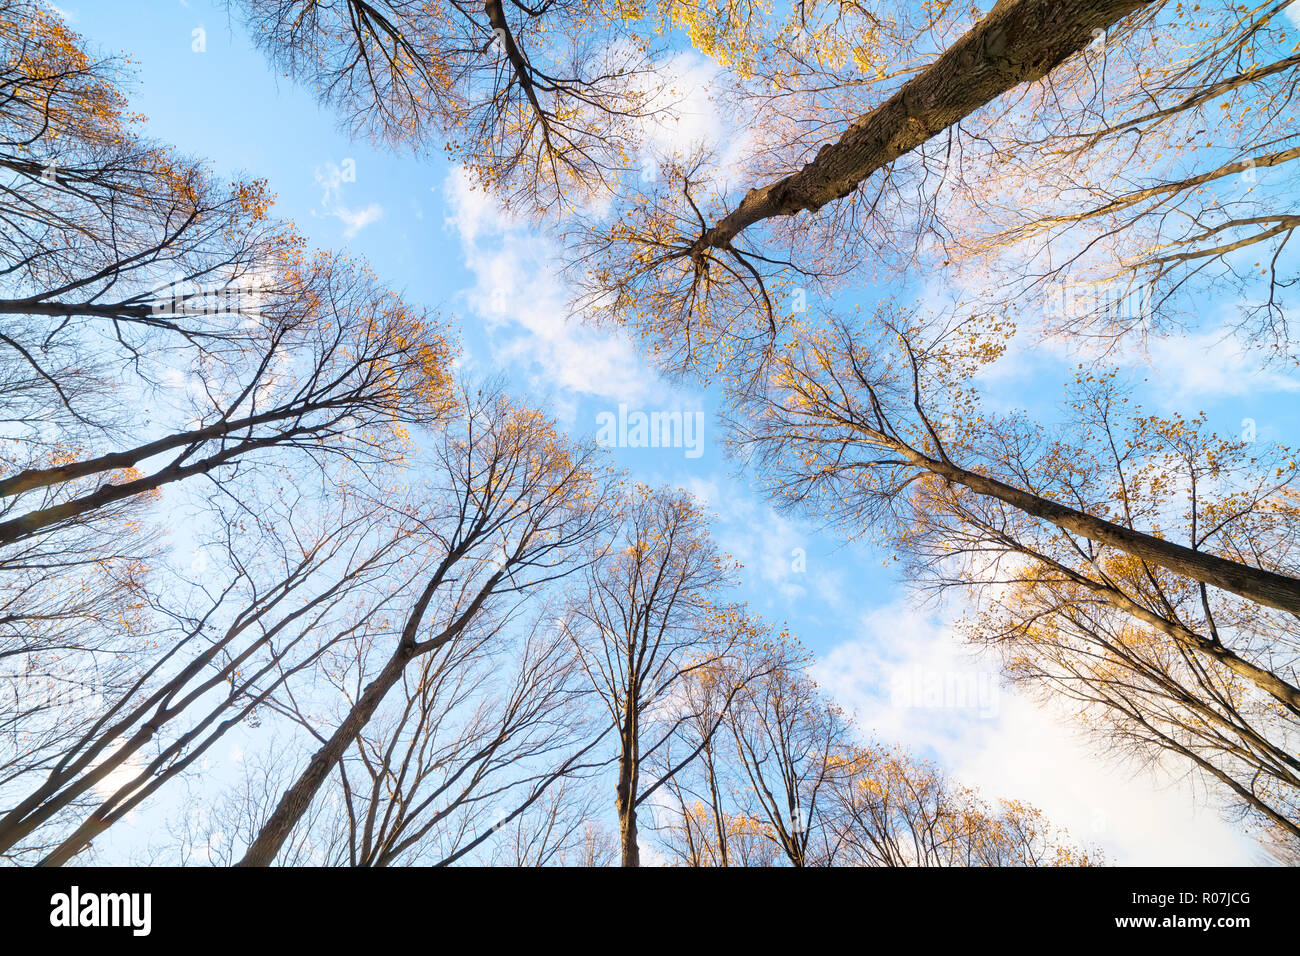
left=732, top=307, right=1300, bottom=853
left=235, top=0, right=664, bottom=211
left=720, top=652, right=847, bottom=867
left=0, top=476, right=421, bottom=864
left=562, top=485, right=772, bottom=866
left=828, top=744, right=1097, bottom=866
left=237, top=388, right=618, bottom=865
left=487, top=777, right=612, bottom=867
left=651, top=634, right=839, bottom=867
left=304, top=611, right=608, bottom=866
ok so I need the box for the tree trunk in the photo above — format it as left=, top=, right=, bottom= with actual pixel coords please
left=0, top=429, right=315, bottom=547
left=0, top=718, right=157, bottom=859
left=237, top=645, right=414, bottom=866
left=895, top=443, right=1300, bottom=619
left=704, top=747, right=728, bottom=867
left=692, top=0, right=1156, bottom=253
left=615, top=702, right=640, bottom=867
left=236, top=546, right=491, bottom=866
left=0, top=403, right=324, bottom=500
left=617, top=794, right=640, bottom=868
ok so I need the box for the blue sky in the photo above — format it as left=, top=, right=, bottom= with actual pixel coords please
left=52, top=0, right=1300, bottom=864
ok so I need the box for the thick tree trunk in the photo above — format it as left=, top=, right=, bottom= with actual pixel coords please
left=0, top=404, right=325, bottom=500
left=617, top=794, right=640, bottom=868
left=692, top=0, right=1156, bottom=253
left=615, top=701, right=640, bottom=867
left=237, top=645, right=414, bottom=866
left=0, top=429, right=316, bottom=547
left=895, top=443, right=1300, bottom=620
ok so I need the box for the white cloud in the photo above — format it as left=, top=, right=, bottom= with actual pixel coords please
left=626, top=50, right=763, bottom=201
left=725, top=507, right=809, bottom=600
left=639, top=53, right=731, bottom=162
left=331, top=202, right=383, bottom=239
left=313, top=161, right=384, bottom=239
left=443, top=167, right=660, bottom=404
left=1142, top=328, right=1300, bottom=400
left=678, top=476, right=722, bottom=507
left=41, top=1, right=77, bottom=22
left=966, top=310, right=1300, bottom=413
left=813, top=600, right=1260, bottom=864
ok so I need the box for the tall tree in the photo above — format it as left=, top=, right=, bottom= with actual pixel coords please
left=561, top=485, right=762, bottom=866
left=237, top=388, right=617, bottom=865
left=732, top=306, right=1300, bottom=853
left=236, top=0, right=664, bottom=210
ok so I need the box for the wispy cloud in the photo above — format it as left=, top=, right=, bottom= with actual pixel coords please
left=443, top=167, right=660, bottom=404
left=1141, top=327, right=1300, bottom=400
left=313, top=161, right=384, bottom=239
left=41, top=1, right=77, bottom=22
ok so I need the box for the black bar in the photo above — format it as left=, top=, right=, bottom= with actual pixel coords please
left=0, top=866, right=1277, bottom=943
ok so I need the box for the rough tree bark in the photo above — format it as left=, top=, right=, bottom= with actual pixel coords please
left=890, top=441, right=1300, bottom=625
left=690, top=0, right=1157, bottom=254
left=236, top=645, right=415, bottom=867
left=615, top=690, right=640, bottom=868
